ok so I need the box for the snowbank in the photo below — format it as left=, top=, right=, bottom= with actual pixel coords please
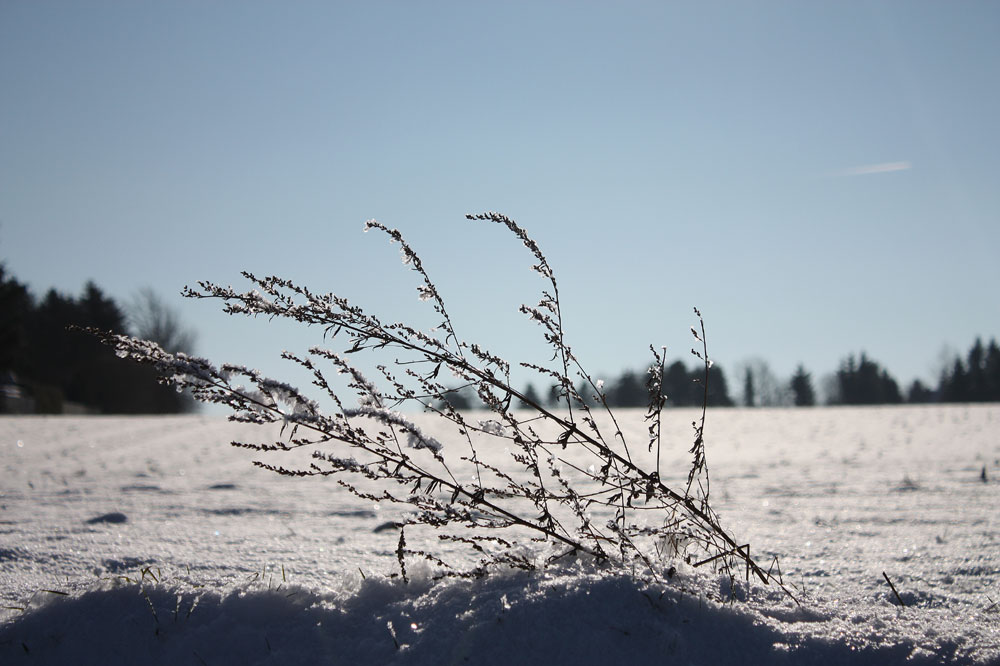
left=4, top=562, right=991, bottom=665
left=2, top=407, right=999, bottom=664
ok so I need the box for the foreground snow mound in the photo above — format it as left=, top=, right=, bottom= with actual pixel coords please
left=1, top=565, right=990, bottom=666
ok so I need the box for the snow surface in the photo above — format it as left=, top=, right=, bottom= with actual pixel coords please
left=1, top=405, right=999, bottom=664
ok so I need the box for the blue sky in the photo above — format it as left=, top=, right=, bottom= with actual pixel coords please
left=2, top=1, right=998, bottom=401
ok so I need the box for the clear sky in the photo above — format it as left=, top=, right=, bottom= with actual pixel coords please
left=2, top=1, right=998, bottom=402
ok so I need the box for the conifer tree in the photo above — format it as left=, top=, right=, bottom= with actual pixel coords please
left=790, top=364, right=815, bottom=406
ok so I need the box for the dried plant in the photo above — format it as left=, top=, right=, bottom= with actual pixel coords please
left=93, top=212, right=790, bottom=596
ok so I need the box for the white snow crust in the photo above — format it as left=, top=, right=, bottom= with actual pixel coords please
left=1, top=405, right=998, bottom=664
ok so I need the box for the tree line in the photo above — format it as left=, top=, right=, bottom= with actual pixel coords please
left=509, top=360, right=734, bottom=411
left=1, top=264, right=196, bottom=414
left=504, top=339, right=1000, bottom=410
left=3, top=257, right=996, bottom=412
left=802, top=341, right=999, bottom=406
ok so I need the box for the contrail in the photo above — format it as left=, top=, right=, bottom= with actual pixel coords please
left=837, top=161, right=912, bottom=176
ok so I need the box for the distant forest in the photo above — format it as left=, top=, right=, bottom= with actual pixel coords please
left=459, top=341, right=1000, bottom=411
left=1, top=265, right=195, bottom=414
left=3, top=263, right=998, bottom=413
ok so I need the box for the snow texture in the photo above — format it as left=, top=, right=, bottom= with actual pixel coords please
left=1, top=405, right=999, bottom=665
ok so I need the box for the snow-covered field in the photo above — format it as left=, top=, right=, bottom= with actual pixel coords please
left=1, top=405, right=998, bottom=664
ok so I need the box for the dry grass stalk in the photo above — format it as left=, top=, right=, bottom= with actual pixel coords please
left=92, top=212, right=790, bottom=596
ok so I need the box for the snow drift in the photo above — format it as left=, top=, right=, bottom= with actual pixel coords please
left=2, top=407, right=999, bottom=664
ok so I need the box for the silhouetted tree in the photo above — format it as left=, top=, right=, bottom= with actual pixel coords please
left=0, top=266, right=34, bottom=412
left=940, top=357, right=970, bottom=403
left=967, top=338, right=987, bottom=400
left=519, top=382, right=541, bottom=408
left=662, top=361, right=693, bottom=406
left=936, top=337, right=1000, bottom=403
left=702, top=363, right=734, bottom=407
left=986, top=340, right=1000, bottom=402
left=742, top=367, right=755, bottom=407
left=0, top=265, right=31, bottom=374
left=650, top=360, right=733, bottom=407
left=23, top=286, right=120, bottom=411
left=1, top=269, right=199, bottom=414
left=577, top=360, right=733, bottom=410
left=907, top=379, right=935, bottom=403
left=833, top=353, right=901, bottom=405
left=608, top=370, right=645, bottom=407
left=438, top=386, right=476, bottom=410
left=789, top=364, right=815, bottom=406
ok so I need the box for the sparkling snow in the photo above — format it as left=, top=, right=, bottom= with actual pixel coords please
left=1, top=405, right=998, bottom=664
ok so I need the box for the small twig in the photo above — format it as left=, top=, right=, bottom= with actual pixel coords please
left=396, top=527, right=408, bottom=585
left=186, top=595, right=200, bottom=620
left=883, top=571, right=907, bottom=607
left=141, top=587, right=160, bottom=626
left=386, top=620, right=401, bottom=650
